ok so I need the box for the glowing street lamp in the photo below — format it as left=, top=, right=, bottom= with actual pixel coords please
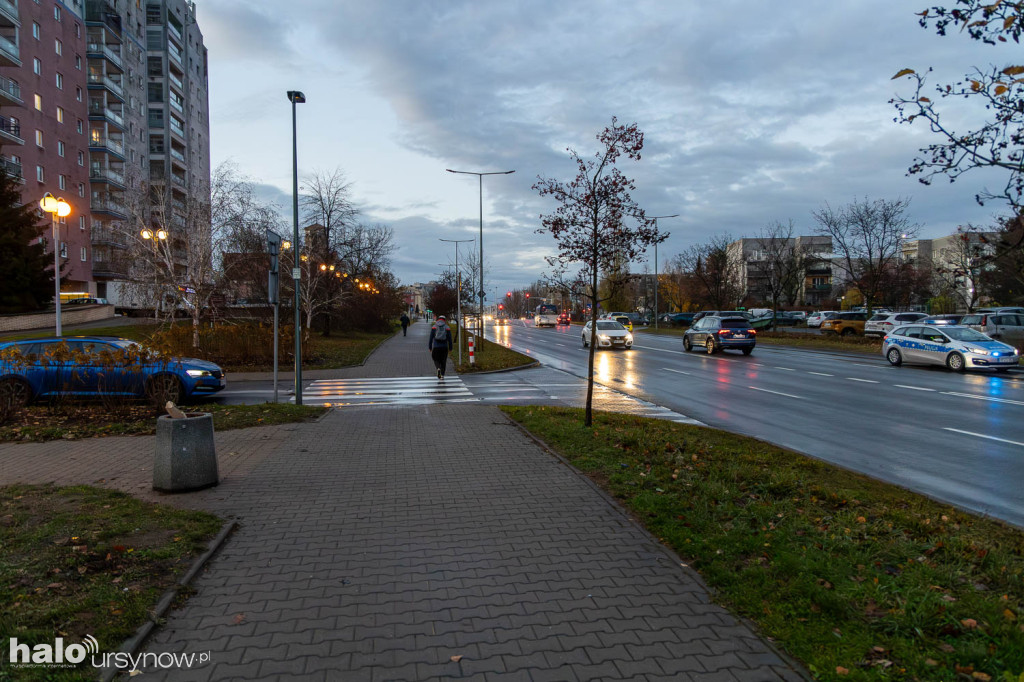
left=40, top=192, right=71, bottom=336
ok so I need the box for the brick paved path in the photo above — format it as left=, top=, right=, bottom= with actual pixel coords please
left=0, top=325, right=808, bottom=681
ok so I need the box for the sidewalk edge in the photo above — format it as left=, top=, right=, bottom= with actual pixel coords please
left=457, top=360, right=541, bottom=376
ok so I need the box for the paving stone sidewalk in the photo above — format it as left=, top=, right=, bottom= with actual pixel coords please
left=0, top=324, right=808, bottom=681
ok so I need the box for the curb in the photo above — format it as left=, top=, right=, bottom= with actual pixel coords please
left=456, top=360, right=540, bottom=376
left=98, top=519, right=238, bottom=681
left=500, top=411, right=814, bottom=682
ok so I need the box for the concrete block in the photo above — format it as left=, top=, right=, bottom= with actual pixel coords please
left=153, top=413, right=219, bottom=492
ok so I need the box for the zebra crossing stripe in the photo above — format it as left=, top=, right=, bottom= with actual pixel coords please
left=296, top=376, right=474, bottom=406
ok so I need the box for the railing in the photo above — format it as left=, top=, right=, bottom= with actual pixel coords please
left=86, top=42, right=122, bottom=68
left=0, top=118, right=21, bottom=138
left=169, top=97, right=183, bottom=113
left=171, top=174, right=185, bottom=188
left=169, top=148, right=185, bottom=163
left=90, top=197, right=126, bottom=215
left=0, top=33, right=19, bottom=62
left=0, top=0, right=17, bottom=23
left=169, top=118, right=185, bottom=137
left=92, top=262, right=127, bottom=279
left=88, top=101, right=124, bottom=126
left=89, top=166, right=125, bottom=185
left=167, top=42, right=182, bottom=65
left=0, top=155, right=22, bottom=179
left=88, top=136, right=124, bottom=155
left=87, top=72, right=123, bottom=97
left=0, top=74, right=20, bottom=101
left=90, top=225, right=126, bottom=248
left=168, top=72, right=183, bottom=90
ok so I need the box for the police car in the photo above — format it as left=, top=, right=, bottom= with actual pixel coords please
left=881, top=324, right=1020, bottom=372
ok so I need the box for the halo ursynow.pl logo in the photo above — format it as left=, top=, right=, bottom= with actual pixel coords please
left=8, top=634, right=99, bottom=668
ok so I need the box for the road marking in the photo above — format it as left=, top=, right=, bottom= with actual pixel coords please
left=808, top=371, right=833, bottom=377
left=846, top=378, right=879, bottom=383
left=853, top=363, right=884, bottom=369
left=749, top=386, right=803, bottom=399
left=632, top=344, right=687, bottom=355
left=941, top=391, right=1024, bottom=407
left=661, top=367, right=691, bottom=376
left=894, top=385, right=936, bottom=392
left=943, top=428, right=1024, bottom=448
left=774, top=367, right=795, bottom=371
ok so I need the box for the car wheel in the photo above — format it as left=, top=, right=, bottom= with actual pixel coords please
left=741, top=347, right=753, bottom=356
left=841, top=328, right=855, bottom=337
left=683, top=336, right=692, bottom=352
left=147, top=374, right=184, bottom=404
left=0, top=377, right=32, bottom=409
left=705, top=338, right=716, bottom=355
left=946, top=352, right=966, bottom=373
left=886, top=348, right=903, bottom=366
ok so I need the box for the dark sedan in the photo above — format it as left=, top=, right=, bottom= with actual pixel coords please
left=683, top=316, right=757, bottom=355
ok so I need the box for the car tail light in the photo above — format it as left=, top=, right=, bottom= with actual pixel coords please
left=717, top=329, right=730, bottom=335
left=747, top=329, right=756, bottom=335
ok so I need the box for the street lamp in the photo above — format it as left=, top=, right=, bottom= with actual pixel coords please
left=40, top=192, right=71, bottom=336
left=648, top=214, right=678, bottom=329
left=287, top=90, right=305, bottom=404
left=141, top=227, right=168, bottom=320
left=446, top=167, right=515, bottom=350
left=440, top=237, right=474, bottom=366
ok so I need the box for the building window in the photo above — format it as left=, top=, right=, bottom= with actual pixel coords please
left=34, top=129, right=42, bottom=146
left=36, top=166, right=43, bottom=182
left=78, top=183, right=85, bottom=197
left=57, top=140, right=64, bottom=156
left=79, top=215, right=85, bottom=230
left=33, top=58, right=40, bottom=74
left=75, top=23, right=80, bottom=38
left=56, top=106, right=64, bottom=123
left=58, top=174, right=66, bottom=189
left=54, top=5, right=61, bottom=21
left=34, top=94, right=42, bottom=110
left=75, top=55, right=81, bottom=70
left=60, top=242, right=67, bottom=258
left=75, top=87, right=82, bottom=102
left=32, top=22, right=40, bottom=39
left=77, top=151, right=84, bottom=166
left=55, top=72, right=63, bottom=89
left=81, top=247, right=87, bottom=262
left=55, top=39, right=62, bottom=56
left=76, top=119, right=83, bottom=134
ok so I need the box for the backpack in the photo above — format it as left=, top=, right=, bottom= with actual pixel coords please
left=434, top=324, right=449, bottom=344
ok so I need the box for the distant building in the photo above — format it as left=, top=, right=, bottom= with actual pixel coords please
left=727, top=235, right=833, bottom=306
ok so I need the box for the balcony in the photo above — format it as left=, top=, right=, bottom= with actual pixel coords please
left=89, top=166, right=125, bottom=187
left=85, top=1, right=122, bottom=37
left=90, top=225, right=126, bottom=249
left=169, top=147, right=185, bottom=164
left=88, top=136, right=125, bottom=158
left=0, top=0, right=18, bottom=28
left=0, top=117, right=22, bottom=145
left=92, top=262, right=127, bottom=279
left=88, top=101, right=125, bottom=128
left=0, top=154, right=22, bottom=181
left=0, top=32, right=19, bottom=67
left=87, top=72, right=124, bottom=99
left=0, top=73, right=21, bottom=105
left=90, top=196, right=127, bottom=218
left=86, top=42, right=123, bottom=70
left=169, top=118, right=185, bottom=139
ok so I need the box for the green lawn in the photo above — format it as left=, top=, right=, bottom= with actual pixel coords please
left=502, top=406, right=1024, bottom=682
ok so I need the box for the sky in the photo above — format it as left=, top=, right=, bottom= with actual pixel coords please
left=199, top=0, right=1019, bottom=301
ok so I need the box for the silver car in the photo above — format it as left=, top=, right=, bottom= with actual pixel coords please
left=864, top=312, right=928, bottom=338
left=581, top=320, right=633, bottom=350
left=882, top=324, right=1020, bottom=372
left=806, top=311, right=837, bottom=328
left=959, top=312, right=1024, bottom=348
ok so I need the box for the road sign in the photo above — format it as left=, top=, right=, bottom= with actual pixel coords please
left=477, top=290, right=485, bottom=299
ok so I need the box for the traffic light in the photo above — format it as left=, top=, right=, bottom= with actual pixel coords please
left=525, top=293, right=530, bottom=299
left=498, top=303, right=504, bottom=310
left=506, top=291, right=511, bottom=298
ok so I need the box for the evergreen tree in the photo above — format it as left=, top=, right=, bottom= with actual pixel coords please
left=0, top=169, right=54, bottom=313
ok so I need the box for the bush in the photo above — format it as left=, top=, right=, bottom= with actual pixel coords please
left=147, top=322, right=311, bottom=368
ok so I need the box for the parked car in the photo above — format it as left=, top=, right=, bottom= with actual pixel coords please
left=958, top=312, right=1024, bottom=348
left=807, top=311, right=838, bottom=328
left=820, top=312, right=869, bottom=336
left=66, top=297, right=110, bottom=305
left=556, top=312, right=571, bottom=325
left=863, top=312, right=929, bottom=338
left=581, top=320, right=633, bottom=350
left=976, top=307, right=1024, bottom=315
left=660, top=312, right=695, bottom=327
left=882, top=324, right=1019, bottom=372
left=693, top=310, right=753, bottom=323
left=922, top=314, right=963, bottom=326
left=0, top=336, right=226, bottom=407
left=683, top=316, right=756, bottom=355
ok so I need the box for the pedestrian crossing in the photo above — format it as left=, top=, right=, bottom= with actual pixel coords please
left=296, top=376, right=475, bottom=407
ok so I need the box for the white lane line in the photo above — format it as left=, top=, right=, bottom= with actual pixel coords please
left=749, top=386, right=804, bottom=399
left=943, top=428, right=1024, bottom=448
left=632, top=344, right=688, bottom=355
left=662, top=367, right=692, bottom=376
left=774, top=367, right=795, bottom=371
left=941, top=391, right=1024, bottom=407
left=847, top=378, right=879, bottom=384
left=750, top=363, right=764, bottom=367
left=808, top=371, right=834, bottom=377
left=894, top=385, right=937, bottom=392
left=853, top=363, right=883, bottom=369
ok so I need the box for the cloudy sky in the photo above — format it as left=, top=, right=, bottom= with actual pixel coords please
left=199, top=0, right=1016, bottom=299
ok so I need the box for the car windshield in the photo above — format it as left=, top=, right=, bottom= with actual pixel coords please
left=596, top=321, right=624, bottom=330
left=720, top=319, right=751, bottom=328
left=944, top=327, right=995, bottom=342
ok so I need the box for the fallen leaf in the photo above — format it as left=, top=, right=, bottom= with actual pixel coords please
left=961, top=618, right=979, bottom=630
left=836, top=666, right=849, bottom=675
left=972, top=673, right=991, bottom=681
left=450, top=655, right=463, bottom=663
left=925, top=659, right=939, bottom=666
left=1004, top=609, right=1017, bottom=621
left=232, top=613, right=245, bottom=625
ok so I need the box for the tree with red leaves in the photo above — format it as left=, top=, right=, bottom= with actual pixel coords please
left=533, top=117, right=665, bottom=426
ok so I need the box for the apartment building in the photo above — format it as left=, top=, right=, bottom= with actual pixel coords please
left=0, top=0, right=209, bottom=305
left=728, top=235, right=833, bottom=307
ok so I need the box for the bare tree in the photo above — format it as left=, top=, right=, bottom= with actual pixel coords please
left=812, top=198, right=919, bottom=315
left=534, top=117, right=664, bottom=426
left=672, top=235, right=744, bottom=310
left=752, top=220, right=807, bottom=324
left=932, top=228, right=994, bottom=311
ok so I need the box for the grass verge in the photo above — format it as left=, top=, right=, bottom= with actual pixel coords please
left=501, top=406, right=1024, bottom=682
left=0, top=403, right=327, bottom=443
left=454, top=327, right=534, bottom=373
left=0, top=484, right=222, bottom=681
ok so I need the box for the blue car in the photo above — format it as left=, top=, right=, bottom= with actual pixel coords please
left=0, top=336, right=226, bottom=406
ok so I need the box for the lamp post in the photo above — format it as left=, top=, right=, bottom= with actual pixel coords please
left=440, top=238, right=474, bottom=366
left=287, top=90, right=305, bottom=404
left=648, top=214, right=678, bottom=329
left=445, top=167, right=514, bottom=350
left=141, top=227, right=168, bottom=321
left=40, top=193, right=71, bottom=336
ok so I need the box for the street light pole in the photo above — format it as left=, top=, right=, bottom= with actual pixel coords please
left=287, top=90, right=306, bottom=404
left=446, top=168, right=514, bottom=350
left=40, top=193, right=71, bottom=337
left=648, top=214, right=678, bottom=329
left=440, top=238, right=474, bottom=366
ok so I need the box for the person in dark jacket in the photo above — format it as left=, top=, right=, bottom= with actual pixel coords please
left=400, top=312, right=410, bottom=336
left=427, top=315, right=453, bottom=380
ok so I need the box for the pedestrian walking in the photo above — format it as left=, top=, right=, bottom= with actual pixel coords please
left=400, top=312, right=410, bottom=336
left=428, top=315, right=453, bottom=380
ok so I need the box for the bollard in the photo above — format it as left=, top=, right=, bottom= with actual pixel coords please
left=153, top=412, right=219, bottom=493
left=468, top=336, right=475, bottom=365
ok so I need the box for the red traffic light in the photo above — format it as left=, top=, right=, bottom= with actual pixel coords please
left=525, top=293, right=530, bottom=298
left=506, top=291, right=511, bottom=297
left=498, top=303, right=504, bottom=310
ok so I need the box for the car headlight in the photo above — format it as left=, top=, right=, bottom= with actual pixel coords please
left=625, top=333, right=633, bottom=343
left=964, top=347, right=990, bottom=356
left=186, top=369, right=212, bottom=377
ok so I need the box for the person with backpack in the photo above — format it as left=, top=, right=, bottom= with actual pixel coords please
left=400, top=312, right=410, bottom=336
left=428, top=315, right=454, bottom=380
